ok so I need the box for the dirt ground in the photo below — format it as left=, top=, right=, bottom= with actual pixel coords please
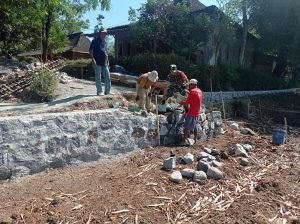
left=0, top=127, right=299, bottom=224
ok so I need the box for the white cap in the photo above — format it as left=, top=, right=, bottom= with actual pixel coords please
left=189, top=79, right=198, bottom=85
left=148, top=70, right=158, bottom=82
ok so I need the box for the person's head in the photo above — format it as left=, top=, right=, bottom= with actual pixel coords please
left=170, top=64, right=177, bottom=73
left=188, top=79, right=198, bottom=90
left=99, top=28, right=108, bottom=40
left=148, top=70, right=159, bottom=82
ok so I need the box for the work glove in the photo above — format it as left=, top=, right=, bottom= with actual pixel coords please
left=135, top=95, right=139, bottom=101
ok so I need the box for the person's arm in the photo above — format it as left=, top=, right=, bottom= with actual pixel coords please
left=181, top=91, right=193, bottom=105
left=89, top=40, right=96, bottom=69
left=180, top=71, right=189, bottom=84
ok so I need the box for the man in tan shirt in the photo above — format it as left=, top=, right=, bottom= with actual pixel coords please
left=136, top=70, right=159, bottom=111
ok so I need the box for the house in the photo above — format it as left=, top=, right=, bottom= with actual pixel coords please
left=105, top=0, right=258, bottom=67
left=18, top=32, right=91, bottom=60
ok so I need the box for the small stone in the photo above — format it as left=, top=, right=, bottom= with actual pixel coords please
left=229, top=122, right=239, bottom=131
left=240, top=127, right=257, bottom=135
left=170, top=171, right=182, bottom=183
left=207, top=155, right=216, bottom=161
left=211, top=148, right=220, bottom=156
left=0, top=166, right=12, bottom=180
left=200, top=151, right=210, bottom=159
left=207, top=166, right=224, bottom=180
left=273, top=218, right=287, bottom=224
left=234, top=144, right=249, bottom=157
left=181, top=168, right=195, bottom=178
left=183, top=153, right=194, bottom=164
left=242, top=144, right=253, bottom=152
left=197, top=160, right=211, bottom=172
left=203, top=147, right=212, bottom=154
left=200, top=113, right=206, bottom=122
left=193, top=171, right=207, bottom=184
left=220, top=151, right=229, bottom=160
left=163, top=157, right=176, bottom=171
left=212, top=160, right=223, bottom=168
left=240, top=158, right=249, bottom=166
left=186, top=138, right=195, bottom=146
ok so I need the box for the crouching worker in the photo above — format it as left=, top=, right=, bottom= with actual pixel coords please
left=136, top=70, right=159, bottom=111
left=180, top=79, right=203, bottom=145
left=162, top=64, right=189, bottom=103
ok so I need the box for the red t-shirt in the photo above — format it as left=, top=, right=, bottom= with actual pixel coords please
left=181, top=87, right=202, bottom=117
left=169, top=70, right=188, bottom=82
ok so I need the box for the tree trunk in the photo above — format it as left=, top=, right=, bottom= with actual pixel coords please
left=239, top=0, right=248, bottom=67
left=42, top=10, right=52, bottom=63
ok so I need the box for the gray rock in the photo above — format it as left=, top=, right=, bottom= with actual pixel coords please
left=206, top=113, right=212, bottom=121
left=207, top=166, right=224, bottom=180
left=207, top=155, right=216, bottom=161
left=200, top=113, right=206, bottom=122
left=211, top=148, right=220, bottom=156
left=240, top=158, right=249, bottom=166
left=229, top=122, right=239, bottom=131
left=234, top=144, right=249, bottom=157
left=240, top=127, right=257, bottom=135
left=193, top=171, right=207, bottom=184
left=200, top=151, right=210, bottom=159
left=0, top=166, right=12, bottom=180
left=183, top=153, right=194, bottom=164
left=202, top=120, right=209, bottom=130
left=170, top=171, right=182, bottom=183
left=197, top=160, right=211, bottom=172
left=212, top=111, right=222, bottom=119
left=210, top=122, right=215, bottom=130
left=242, top=144, right=253, bottom=152
left=181, top=168, right=195, bottom=178
left=186, top=138, right=195, bottom=146
left=163, top=157, right=176, bottom=171
left=160, top=125, right=169, bottom=136
left=215, top=119, right=223, bottom=127
left=212, top=160, right=223, bottom=168
left=203, top=147, right=212, bottom=154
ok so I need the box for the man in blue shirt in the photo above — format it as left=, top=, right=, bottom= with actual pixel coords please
left=89, top=28, right=111, bottom=95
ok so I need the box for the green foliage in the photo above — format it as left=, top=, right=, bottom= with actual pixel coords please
left=0, top=0, right=111, bottom=59
left=128, top=0, right=211, bottom=59
left=30, top=68, right=59, bottom=102
left=66, top=59, right=92, bottom=66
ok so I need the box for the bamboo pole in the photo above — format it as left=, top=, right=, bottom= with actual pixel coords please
left=284, top=117, right=288, bottom=140
left=220, top=91, right=227, bottom=130
left=155, top=95, right=160, bottom=146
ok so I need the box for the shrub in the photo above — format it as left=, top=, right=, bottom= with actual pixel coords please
left=29, top=68, right=59, bottom=102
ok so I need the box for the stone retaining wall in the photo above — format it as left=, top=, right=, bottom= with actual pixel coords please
left=0, top=108, right=223, bottom=180
left=0, top=109, right=162, bottom=179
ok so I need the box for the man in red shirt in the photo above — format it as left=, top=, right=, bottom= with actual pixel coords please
left=180, top=79, right=203, bottom=145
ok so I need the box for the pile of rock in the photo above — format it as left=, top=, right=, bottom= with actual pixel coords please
left=228, top=121, right=257, bottom=136
left=54, top=71, right=74, bottom=84
left=163, top=143, right=253, bottom=184
left=160, top=106, right=224, bottom=146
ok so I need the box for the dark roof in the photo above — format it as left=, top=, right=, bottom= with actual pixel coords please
left=18, top=32, right=91, bottom=57
left=189, top=0, right=206, bottom=12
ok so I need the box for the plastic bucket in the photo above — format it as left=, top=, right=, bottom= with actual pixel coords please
left=272, top=129, right=286, bottom=145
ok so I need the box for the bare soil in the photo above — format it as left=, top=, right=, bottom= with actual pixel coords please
left=0, top=128, right=299, bottom=224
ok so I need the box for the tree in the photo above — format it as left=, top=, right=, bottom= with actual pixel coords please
left=39, top=0, right=111, bottom=62
left=251, top=0, right=300, bottom=78
left=0, top=0, right=111, bottom=62
left=128, top=0, right=211, bottom=59
left=217, top=0, right=253, bottom=66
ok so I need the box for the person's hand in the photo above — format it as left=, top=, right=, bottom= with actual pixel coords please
left=92, top=62, right=97, bottom=70
left=135, top=96, right=139, bottom=101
